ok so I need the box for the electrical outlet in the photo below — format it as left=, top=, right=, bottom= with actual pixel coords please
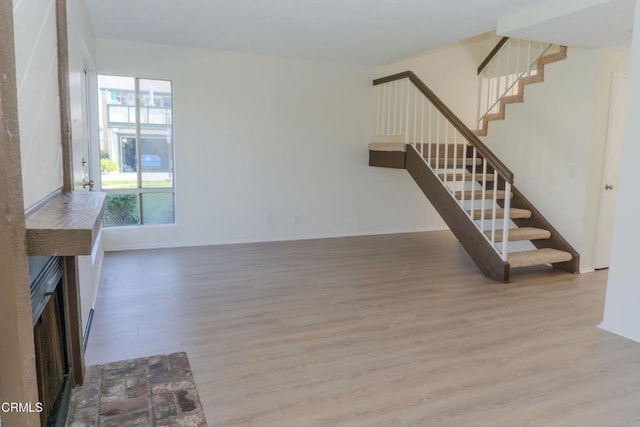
left=293, top=215, right=300, bottom=225
left=265, top=214, right=272, bottom=224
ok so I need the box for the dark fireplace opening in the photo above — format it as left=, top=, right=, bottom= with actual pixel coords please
left=28, top=256, right=71, bottom=427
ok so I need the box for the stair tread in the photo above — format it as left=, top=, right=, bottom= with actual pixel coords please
left=484, top=112, right=504, bottom=121
left=469, top=208, right=531, bottom=220
left=411, top=143, right=467, bottom=148
left=412, top=143, right=468, bottom=156
left=368, top=141, right=406, bottom=152
left=430, top=158, right=483, bottom=166
left=501, top=94, right=523, bottom=104
left=484, top=227, right=551, bottom=242
left=508, top=248, right=573, bottom=268
left=439, top=172, right=495, bottom=181
left=454, top=190, right=512, bottom=200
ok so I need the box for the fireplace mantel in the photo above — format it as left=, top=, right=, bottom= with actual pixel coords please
left=24, top=190, right=107, bottom=389
left=25, top=191, right=106, bottom=256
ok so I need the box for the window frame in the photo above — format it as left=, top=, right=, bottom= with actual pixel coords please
left=96, top=74, right=176, bottom=227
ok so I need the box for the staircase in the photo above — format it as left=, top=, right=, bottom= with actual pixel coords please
left=369, top=61, right=579, bottom=282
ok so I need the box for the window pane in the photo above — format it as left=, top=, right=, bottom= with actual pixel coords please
left=96, top=75, right=175, bottom=229
left=98, top=75, right=138, bottom=190
left=139, top=79, right=173, bottom=189
left=103, top=194, right=139, bottom=226
left=141, top=193, right=175, bottom=225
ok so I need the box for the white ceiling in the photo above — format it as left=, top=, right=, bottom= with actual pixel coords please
left=85, top=0, right=557, bottom=65
left=86, top=0, right=556, bottom=64
left=498, top=0, right=635, bottom=48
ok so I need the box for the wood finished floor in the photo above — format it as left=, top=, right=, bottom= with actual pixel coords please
left=86, top=231, right=640, bottom=427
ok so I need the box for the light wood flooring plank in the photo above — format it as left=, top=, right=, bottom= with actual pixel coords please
left=85, top=231, right=640, bottom=426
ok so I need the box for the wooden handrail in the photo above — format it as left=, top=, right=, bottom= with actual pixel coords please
left=373, top=71, right=514, bottom=183
left=477, top=36, right=509, bottom=75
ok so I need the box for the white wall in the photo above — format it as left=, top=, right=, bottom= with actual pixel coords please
left=375, top=34, right=500, bottom=128
left=12, top=0, right=63, bottom=209
left=478, top=47, right=628, bottom=271
left=601, top=0, right=640, bottom=343
left=97, top=39, right=446, bottom=250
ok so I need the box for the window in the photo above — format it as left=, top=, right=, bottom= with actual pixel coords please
left=97, top=75, right=175, bottom=226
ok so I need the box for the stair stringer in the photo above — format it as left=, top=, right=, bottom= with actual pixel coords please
left=405, top=146, right=510, bottom=282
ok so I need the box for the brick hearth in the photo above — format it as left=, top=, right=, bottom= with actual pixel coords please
left=66, top=352, right=206, bottom=426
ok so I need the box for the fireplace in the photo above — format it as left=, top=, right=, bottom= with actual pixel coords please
left=28, top=256, right=71, bottom=427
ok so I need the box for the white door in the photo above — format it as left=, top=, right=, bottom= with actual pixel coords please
left=594, top=74, right=628, bottom=269
left=76, top=68, right=103, bottom=337
left=77, top=69, right=93, bottom=191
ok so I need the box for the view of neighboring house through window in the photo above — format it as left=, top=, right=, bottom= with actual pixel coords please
left=97, top=75, right=175, bottom=226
